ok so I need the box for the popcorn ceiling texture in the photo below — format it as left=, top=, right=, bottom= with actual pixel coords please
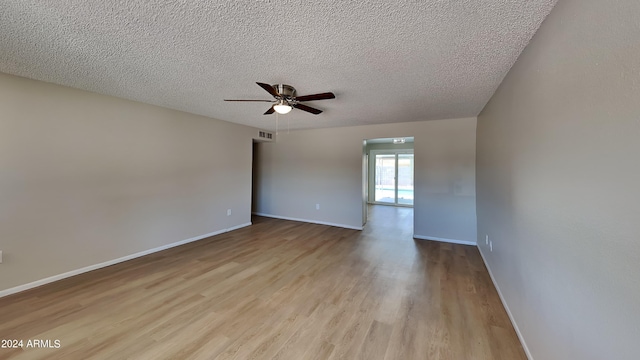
left=0, top=0, right=557, bottom=130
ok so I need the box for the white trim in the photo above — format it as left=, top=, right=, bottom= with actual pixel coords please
left=412, top=234, right=476, bottom=246
left=0, top=222, right=252, bottom=299
left=225, top=222, right=253, bottom=232
left=477, top=246, right=533, bottom=360
left=253, top=212, right=363, bottom=231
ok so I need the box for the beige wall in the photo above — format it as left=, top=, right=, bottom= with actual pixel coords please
left=254, top=118, right=477, bottom=243
left=0, top=73, right=261, bottom=293
left=476, top=1, right=640, bottom=359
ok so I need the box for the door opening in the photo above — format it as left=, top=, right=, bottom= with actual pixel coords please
left=363, top=137, right=414, bottom=209
left=362, top=137, right=415, bottom=235
left=371, top=150, right=414, bottom=206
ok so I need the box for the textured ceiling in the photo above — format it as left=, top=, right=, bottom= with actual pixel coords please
left=0, top=0, right=556, bottom=131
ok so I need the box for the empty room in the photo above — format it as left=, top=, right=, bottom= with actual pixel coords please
left=1, top=1, right=638, bottom=359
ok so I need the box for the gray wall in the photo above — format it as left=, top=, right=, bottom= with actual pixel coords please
left=476, top=1, right=640, bottom=359
left=254, top=118, right=477, bottom=243
left=0, top=72, right=261, bottom=293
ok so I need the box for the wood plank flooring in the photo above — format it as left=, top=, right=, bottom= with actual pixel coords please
left=0, top=206, right=526, bottom=359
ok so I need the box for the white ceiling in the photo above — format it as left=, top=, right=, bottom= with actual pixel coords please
left=0, top=0, right=556, bottom=131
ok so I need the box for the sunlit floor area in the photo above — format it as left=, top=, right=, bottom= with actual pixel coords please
left=0, top=211, right=525, bottom=359
left=373, top=188, right=414, bottom=205
left=363, top=204, right=414, bottom=238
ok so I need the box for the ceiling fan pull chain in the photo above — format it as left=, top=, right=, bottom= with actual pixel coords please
left=276, top=112, right=279, bottom=135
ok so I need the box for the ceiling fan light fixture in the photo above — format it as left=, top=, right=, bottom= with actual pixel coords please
left=273, top=100, right=292, bottom=114
left=225, top=83, right=333, bottom=115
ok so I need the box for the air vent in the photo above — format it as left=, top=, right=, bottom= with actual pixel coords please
left=258, top=131, right=273, bottom=140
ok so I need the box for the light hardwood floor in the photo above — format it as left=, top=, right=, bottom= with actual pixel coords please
left=0, top=206, right=526, bottom=359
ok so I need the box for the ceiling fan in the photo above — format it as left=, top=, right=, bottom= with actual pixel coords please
left=224, top=82, right=335, bottom=115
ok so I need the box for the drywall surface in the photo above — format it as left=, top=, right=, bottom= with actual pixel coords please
left=476, top=1, right=640, bottom=359
left=254, top=118, right=477, bottom=242
left=0, top=72, right=259, bottom=293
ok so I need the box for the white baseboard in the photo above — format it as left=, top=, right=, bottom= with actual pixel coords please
left=225, top=222, right=253, bottom=232
left=477, top=246, right=533, bottom=360
left=413, top=234, right=476, bottom=246
left=0, top=222, right=252, bottom=299
left=253, top=212, right=363, bottom=231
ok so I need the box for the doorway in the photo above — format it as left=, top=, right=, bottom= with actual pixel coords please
left=372, top=151, right=414, bottom=206
left=364, top=138, right=415, bottom=208
left=362, top=136, right=415, bottom=234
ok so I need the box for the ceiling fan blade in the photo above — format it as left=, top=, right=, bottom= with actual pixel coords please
left=295, top=92, right=336, bottom=102
left=224, top=99, right=274, bottom=102
left=256, top=82, right=280, bottom=98
left=293, top=103, right=323, bottom=115
left=264, top=107, right=275, bottom=115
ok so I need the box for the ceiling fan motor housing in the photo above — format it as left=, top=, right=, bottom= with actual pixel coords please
left=274, top=84, right=296, bottom=101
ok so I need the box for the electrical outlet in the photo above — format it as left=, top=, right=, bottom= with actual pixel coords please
left=490, top=241, right=493, bottom=252
left=316, top=204, right=320, bottom=210
left=227, top=209, right=231, bottom=216
left=485, top=235, right=489, bottom=245
left=0, top=250, right=3, bottom=263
